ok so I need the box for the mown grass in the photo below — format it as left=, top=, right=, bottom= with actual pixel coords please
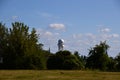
left=0, top=70, right=120, bottom=80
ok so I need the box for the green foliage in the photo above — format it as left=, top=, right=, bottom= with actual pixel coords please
left=0, top=23, right=8, bottom=68
left=0, top=22, right=48, bottom=69
left=107, top=57, right=117, bottom=71
left=115, top=53, right=120, bottom=71
left=74, top=51, right=86, bottom=68
left=47, top=50, right=83, bottom=70
left=86, top=41, right=110, bottom=71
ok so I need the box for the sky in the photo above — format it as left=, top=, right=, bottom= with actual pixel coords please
left=0, top=0, right=120, bottom=57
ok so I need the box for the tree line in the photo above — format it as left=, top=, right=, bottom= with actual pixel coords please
left=0, top=22, right=120, bottom=71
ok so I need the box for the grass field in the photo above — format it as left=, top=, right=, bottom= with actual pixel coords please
left=0, top=70, right=120, bottom=80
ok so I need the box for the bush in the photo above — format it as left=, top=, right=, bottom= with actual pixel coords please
left=47, top=50, right=83, bottom=70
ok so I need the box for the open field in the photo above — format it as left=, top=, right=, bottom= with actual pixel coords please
left=0, top=70, right=120, bottom=80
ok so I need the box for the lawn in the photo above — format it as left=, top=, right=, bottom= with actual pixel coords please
left=0, top=70, right=120, bottom=80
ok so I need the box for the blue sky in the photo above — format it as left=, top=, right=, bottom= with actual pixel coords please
left=1, top=0, right=120, bottom=57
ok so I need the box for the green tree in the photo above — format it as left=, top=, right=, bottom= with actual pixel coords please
left=74, top=51, right=85, bottom=68
left=47, top=50, right=83, bottom=70
left=2, top=22, right=30, bottom=69
left=107, top=57, right=116, bottom=71
left=0, top=23, right=8, bottom=68
left=86, top=41, right=110, bottom=71
left=1, top=22, right=45, bottom=69
left=115, top=53, right=120, bottom=71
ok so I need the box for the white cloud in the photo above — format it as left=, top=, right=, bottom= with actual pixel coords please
left=100, top=34, right=111, bottom=40
left=100, top=28, right=111, bottom=33
left=54, top=33, right=60, bottom=35
left=44, top=31, right=53, bottom=37
left=36, top=28, right=53, bottom=38
left=112, top=34, right=119, bottom=38
left=49, top=23, right=65, bottom=30
left=99, top=33, right=119, bottom=41
left=12, top=16, right=18, bottom=20
left=72, top=34, right=82, bottom=39
left=85, top=33, right=96, bottom=39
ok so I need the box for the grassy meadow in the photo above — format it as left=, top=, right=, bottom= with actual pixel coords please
left=0, top=70, right=120, bottom=80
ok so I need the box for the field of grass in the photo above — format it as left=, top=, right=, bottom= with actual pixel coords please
left=0, top=70, right=120, bottom=80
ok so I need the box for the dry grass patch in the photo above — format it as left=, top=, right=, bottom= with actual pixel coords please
left=0, top=70, right=119, bottom=80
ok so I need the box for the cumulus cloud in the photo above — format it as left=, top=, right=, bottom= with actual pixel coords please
left=44, top=31, right=53, bottom=37
left=85, top=33, right=96, bottom=39
left=49, top=23, right=65, bottom=30
left=100, top=34, right=111, bottom=40
left=36, top=28, right=53, bottom=38
left=12, top=16, right=18, bottom=20
left=112, top=34, right=119, bottom=38
left=72, top=34, right=82, bottom=39
left=99, top=33, right=119, bottom=41
left=100, top=28, right=111, bottom=33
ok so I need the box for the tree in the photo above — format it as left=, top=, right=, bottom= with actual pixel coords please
left=47, top=50, right=83, bottom=70
left=74, top=51, right=86, bottom=68
left=2, top=22, right=30, bottom=68
left=0, top=23, right=8, bottom=68
left=86, top=41, right=110, bottom=71
left=115, top=53, right=120, bottom=71
left=107, top=57, right=116, bottom=71
left=1, top=22, right=46, bottom=69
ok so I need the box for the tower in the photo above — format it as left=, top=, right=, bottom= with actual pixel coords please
left=58, top=39, right=64, bottom=51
